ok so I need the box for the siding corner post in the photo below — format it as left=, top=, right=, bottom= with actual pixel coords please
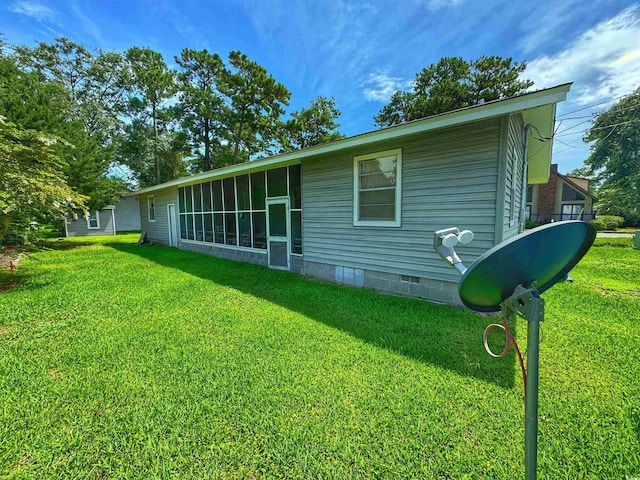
left=494, top=115, right=510, bottom=245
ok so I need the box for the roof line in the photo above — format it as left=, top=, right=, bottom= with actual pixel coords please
left=556, top=171, right=597, bottom=200
left=134, top=83, right=572, bottom=195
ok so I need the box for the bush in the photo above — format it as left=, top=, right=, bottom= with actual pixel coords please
left=525, top=220, right=539, bottom=229
left=590, top=218, right=607, bottom=231
left=597, top=215, right=625, bottom=230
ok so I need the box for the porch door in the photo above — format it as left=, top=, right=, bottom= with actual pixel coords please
left=266, top=197, right=290, bottom=270
left=167, top=204, right=177, bottom=247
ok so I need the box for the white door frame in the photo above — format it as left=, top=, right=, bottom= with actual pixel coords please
left=167, top=203, right=177, bottom=247
left=266, top=197, right=290, bottom=270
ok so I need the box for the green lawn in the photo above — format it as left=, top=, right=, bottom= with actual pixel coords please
left=0, top=235, right=638, bottom=479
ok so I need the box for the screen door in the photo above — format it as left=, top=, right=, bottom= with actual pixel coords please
left=266, top=197, right=290, bottom=270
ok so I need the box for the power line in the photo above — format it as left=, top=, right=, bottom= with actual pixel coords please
left=556, top=92, right=634, bottom=118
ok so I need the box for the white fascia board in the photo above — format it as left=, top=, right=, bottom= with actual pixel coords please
left=134, top=83, right=571, bottom=195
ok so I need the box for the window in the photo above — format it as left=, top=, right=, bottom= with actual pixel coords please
left=87, top=211, right=100, bottom=229
left=561, top=204, right=583, bottom=220
left=176, top=164, right=302, bottom=254
left=562, top=183, right=585, bottom=201
left=353, top=149, right=402, bottom=227
left=148, top=195, right=156, bottom=222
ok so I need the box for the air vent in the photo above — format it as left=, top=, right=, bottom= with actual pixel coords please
left=400, top=275, right=420, bottom=284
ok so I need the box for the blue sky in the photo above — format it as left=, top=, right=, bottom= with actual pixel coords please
left=2, top=0, right=639, bottom=174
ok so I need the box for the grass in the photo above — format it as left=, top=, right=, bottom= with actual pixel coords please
left=0, top=235, right=638, bottom=478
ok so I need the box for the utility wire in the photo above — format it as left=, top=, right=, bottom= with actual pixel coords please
left=556, top=92, right=634, bottom=118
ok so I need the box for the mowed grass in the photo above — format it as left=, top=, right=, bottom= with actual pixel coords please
left=0, top=235, right=638, bottom=479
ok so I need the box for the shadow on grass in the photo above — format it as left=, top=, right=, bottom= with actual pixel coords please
left=107, top=242, right=517, bottom=388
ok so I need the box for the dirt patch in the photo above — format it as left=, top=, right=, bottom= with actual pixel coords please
left=0, top=277, right=24, bottom=292
left=0, top=326, right=7, bottom=335
left=0, top=249, right=25, bottom=270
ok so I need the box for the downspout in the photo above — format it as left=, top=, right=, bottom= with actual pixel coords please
left=520, top=124, right=532, bottom=232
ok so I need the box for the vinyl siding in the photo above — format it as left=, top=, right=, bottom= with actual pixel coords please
left=503, top=113, right=525, bottom=239
left=140, top=187, right=178, bottom=245
left=65, top=208, right=115, bottom=237
left=302, top=117, right=501, bottom=284
left=113, top=196, right=141, bottom=231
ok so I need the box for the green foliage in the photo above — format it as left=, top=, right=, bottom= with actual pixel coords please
left=375, top=56, right=533, bottom=127
left=584, top=87, right=640, bottom=222
left=125, top=47, right=177, bottom=184
left=595, top=215, right=625, bottom=230
left=590, top=218, right=607, bottom=231
left=0, top=237, right=638, bottom=477
left=280, top=96, right=345, bottom=151
left=525, top=220, right=539, bottom=229
left=220, top=51, right=291, bottom=163
left=0, top=119, right=87, bottom=243
left=174, top=48, right=225, bottom=172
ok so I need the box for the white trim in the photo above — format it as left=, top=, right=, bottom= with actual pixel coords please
left=111, top=208, right=116, bottom=235
left=147, top=195, right=156, bottom=222
left=353, top=148, right=402, bottom=227
left=167, top=204, right=177, bottom=247
left=133, top=84, right=571, bottom=195
left=64, top=215, right=69, bottom=237
left=266, top=197, right=290, bottom=270
left=87, top=211, right=100, bottom=230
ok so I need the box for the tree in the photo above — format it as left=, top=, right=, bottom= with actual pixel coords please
left=374, top=56, right=533, bottom=127
left=218, top=51, right=290, bottom=164
left=13, top=38, right=127, bottom=211
left=583, top=87, right=640, bottom=223
left=280, top=96, right=344, bottom=151
left=125, top=47, right=176, bottom=183
left=174, top=48, right=225, bottom=172
left=0, top=118, right=86, bottom=243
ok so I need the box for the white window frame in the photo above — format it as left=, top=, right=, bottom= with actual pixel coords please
left=86, top=211, right=100, bottom=230
left=147, top=195, right=156, bottom=222
left=353, top=148, right=402, bottom=227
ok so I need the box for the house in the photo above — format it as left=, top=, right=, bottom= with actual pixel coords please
left=526, top=164, right=596, bottom=224
left=133, top=84, right=571, bottom=305
left=64, top=195, right=141, bottom=237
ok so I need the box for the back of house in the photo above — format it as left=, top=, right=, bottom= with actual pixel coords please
left=133, top=84, right=571, bottom=306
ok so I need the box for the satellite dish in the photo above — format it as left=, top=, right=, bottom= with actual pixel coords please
left=459, top=221, right=595, bottom=312
left=433, top=220, right=596, bottom=480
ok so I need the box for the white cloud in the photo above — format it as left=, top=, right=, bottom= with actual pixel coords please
left=8, top=1, right=56, bottom=23
left=362, top=72, right=413, bottom=102
left=70, top=1, right=104, bottom=47
left=525, top=5, right=640, bottom=106
left=427, top=0, right=464, bottom=10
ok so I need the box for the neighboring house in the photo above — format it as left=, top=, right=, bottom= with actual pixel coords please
left=134, top=84, right=570, bottom=305
left=526, top=164, right=596, bottom=224
left=64, top=195, right=141, bottom=237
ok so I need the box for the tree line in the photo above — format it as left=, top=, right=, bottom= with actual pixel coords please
left=0, top=36, right=344, bottom=242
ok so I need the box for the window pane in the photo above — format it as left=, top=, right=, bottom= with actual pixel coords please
left=186, top=214, right=194, bottom=240
left=562, top=183, right=585, bottom=201
left=204, top=213, right=213, bottom=242
left=223, top=177, right=235, bottom=211
left=359, top=157, right=397, bottom=189
left=178, top=187, right=186, bottom=213
left=212, top=180, right=223, bottom=211
left=180, top=215, right=187, bottom=239
left=289, top=164, right=301, bottom=209
left=238, top=212, right=252, bottom=247
left=268, top=203, right=287, bottom=237
left=251, top=171, right=266, bottom=210
left=214, top=213, right=224, bottom=243
left=185, top=186, right=193, bottom=213
left=359, top=189, right=396, bottom=207
left=291, top=211, right=302, bottom=254
left=360, top=205, right=396, bottom=221
left=267, top=167, right=287, bottom=197
left=252, top=212, right=267, bottom=249
left=195, top=214, right=204, bottom=241
left=202, top=182, right=212, bottom=212
left=225, top=212, right=237, bottom=245
left=193, top=184, right=203, bottom=212
left=236, top=175, right=250, bottom=211
left=526, top=186, right=533, bottom=203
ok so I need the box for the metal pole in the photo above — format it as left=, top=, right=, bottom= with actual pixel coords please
left=525, top=303, right=541, bottom=480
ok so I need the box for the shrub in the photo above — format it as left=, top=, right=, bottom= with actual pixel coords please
left=525, top=220, right=539, bottom=229
left=597, top=215, right=625, bottom=230
left=590, top=218, right=607, bottom=231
